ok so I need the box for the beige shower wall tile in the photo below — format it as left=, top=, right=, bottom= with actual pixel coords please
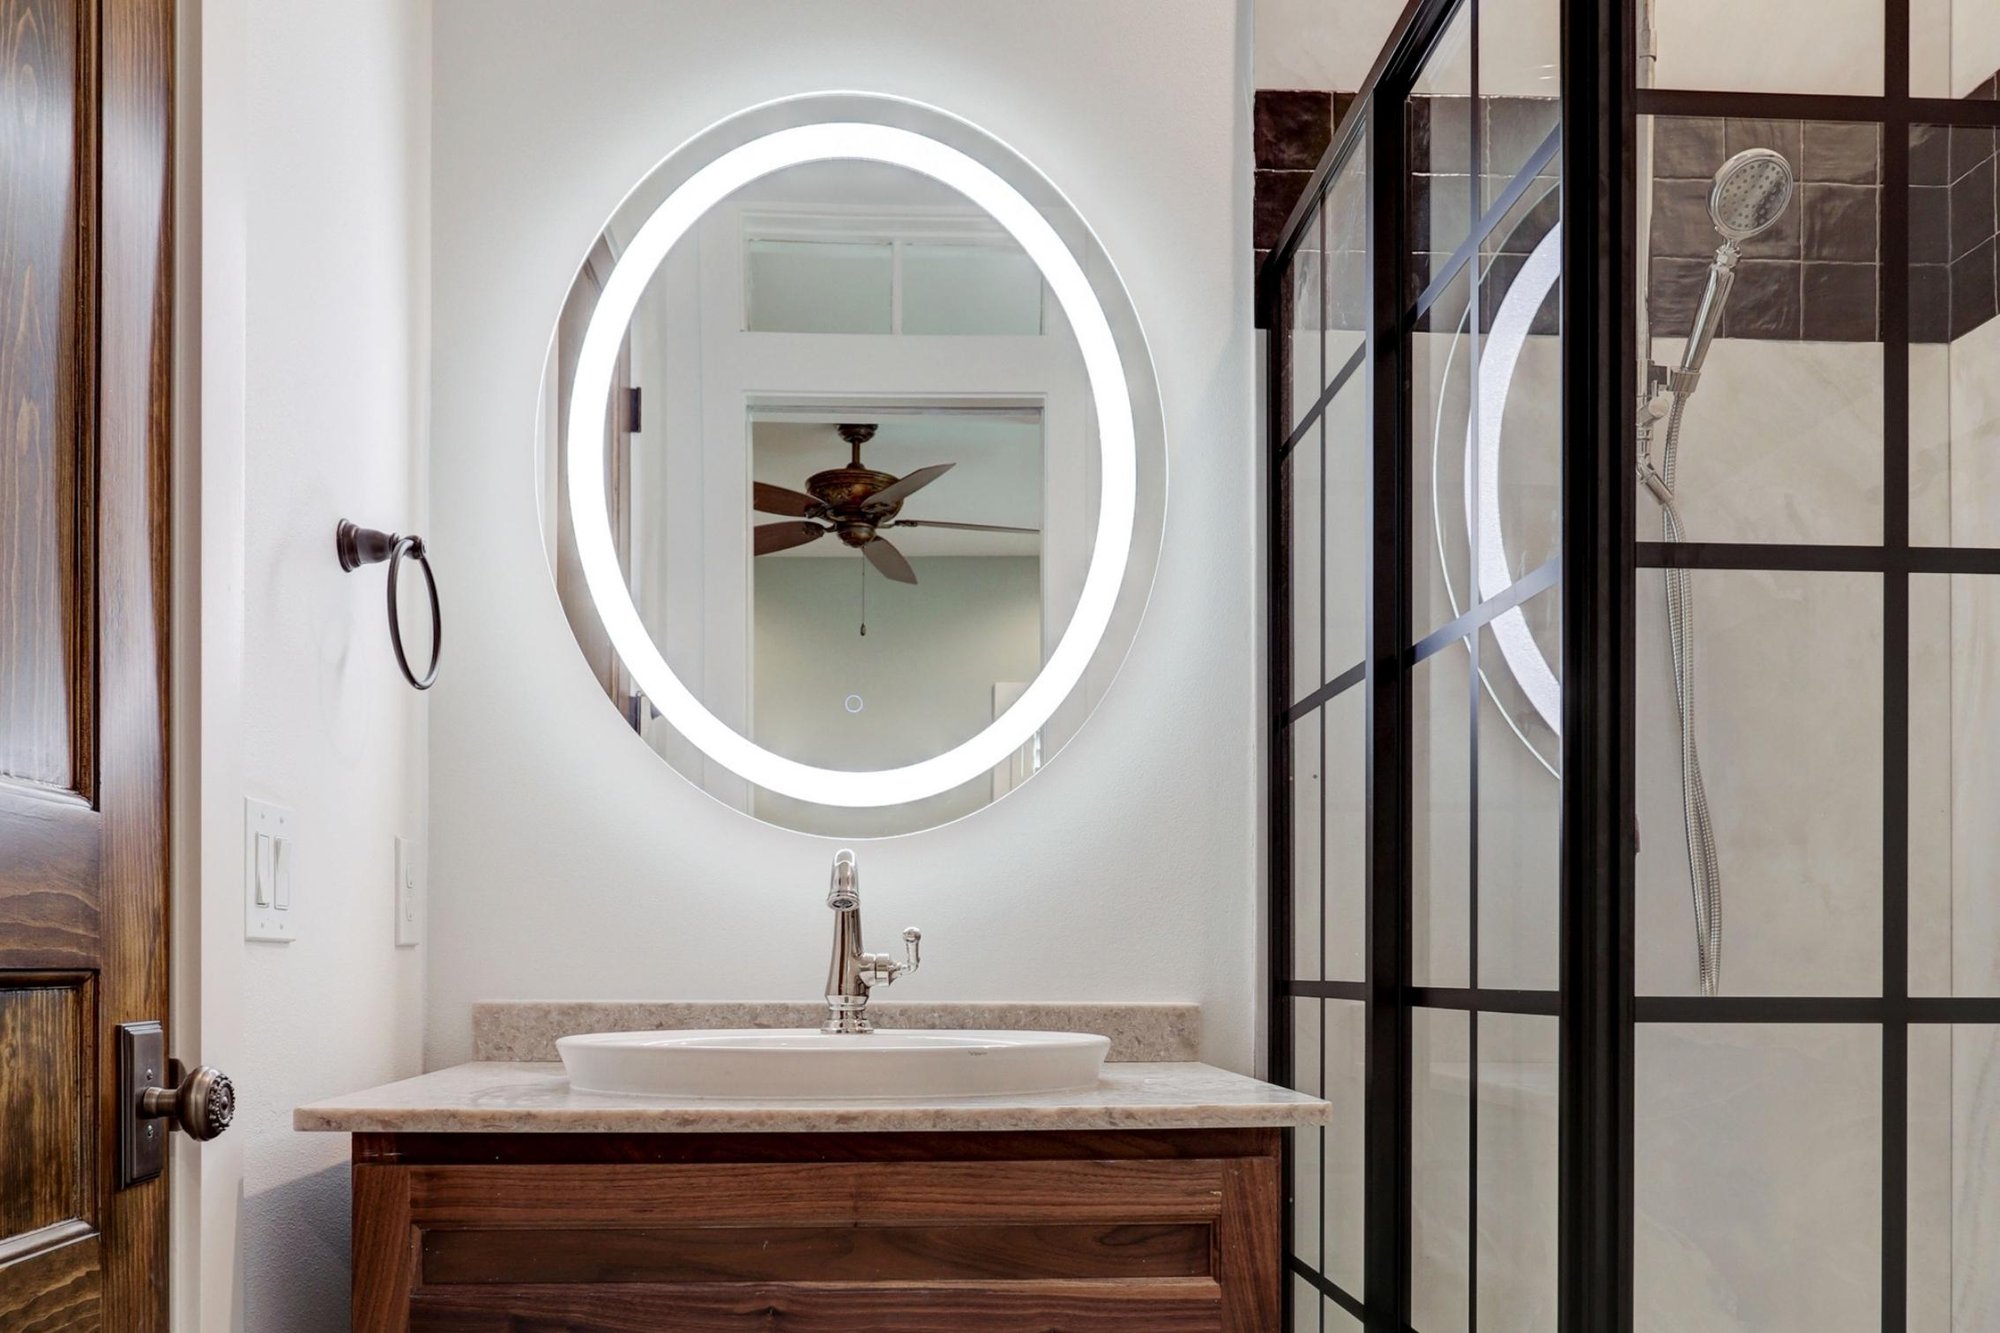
left=1636, top=568, right=1883, bottom=995
left=1647, top=337, right=1883, bottom=548
left=1635, top=1023, right=1880, bottom=1333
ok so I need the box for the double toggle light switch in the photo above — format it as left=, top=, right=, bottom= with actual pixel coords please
left=245, top=797, right=297, bottom=941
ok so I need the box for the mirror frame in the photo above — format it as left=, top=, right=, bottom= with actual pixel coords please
left=550, top=92, right=1166, bottom=817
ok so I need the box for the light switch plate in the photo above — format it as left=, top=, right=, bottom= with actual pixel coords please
left=245, top=798, right=297, bottom=942
left=394, top=835, right=424, bottom=947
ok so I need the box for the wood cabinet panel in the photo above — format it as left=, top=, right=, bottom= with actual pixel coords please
left=408, top=1159, right=1229, bottom=1228
left=352, top=1130, right=1283, bottom=1332
left=407, top=1279, right=1224, bottom=1332
left=421, top=1222, right=1213, bottom=1285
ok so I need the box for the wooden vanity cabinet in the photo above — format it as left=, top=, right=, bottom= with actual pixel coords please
left=349, top=1127, right=1281, bottom=1331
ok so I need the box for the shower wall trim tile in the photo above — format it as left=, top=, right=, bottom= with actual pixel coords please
left=1254, top=89, right=1356, bottom=264
left=1260, top=78, right=2000, bottom=344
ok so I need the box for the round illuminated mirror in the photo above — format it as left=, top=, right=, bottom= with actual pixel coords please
left=536, top=96, right=1165, bottom=836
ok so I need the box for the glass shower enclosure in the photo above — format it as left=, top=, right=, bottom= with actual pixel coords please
left=1261, top=0, right=2000, bottom=1328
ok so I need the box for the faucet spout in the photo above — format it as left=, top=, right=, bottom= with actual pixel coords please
left=821, top=849, right=920, bottom=1034
left=827, top=848, right=860, bottom=910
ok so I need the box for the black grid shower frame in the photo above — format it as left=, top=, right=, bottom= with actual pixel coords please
left=1266, top=91, right=1372, bottom=1327
left=1260, top=0, right=1572, bottom=1326
left=1627, top=2, right=2000, bottom=1329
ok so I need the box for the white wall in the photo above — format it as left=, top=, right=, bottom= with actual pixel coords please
left=752, top=555, right=1042, bottom=837
left=1255, top=0, right=1401, bottom=90
left=186, top=0, right=433, bottom=1327
left=427, top=0, right=1257, bottom=1071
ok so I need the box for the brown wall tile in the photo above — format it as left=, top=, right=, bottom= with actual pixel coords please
left=1802, top=262, right=1877, bottom=341
left=1255, top=90, right=1334, bottom=171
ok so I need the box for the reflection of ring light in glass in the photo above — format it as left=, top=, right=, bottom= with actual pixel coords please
left=1430, top=218, right=1563, bottom=777
left=567, top=122, right=1136, bottom=808
left=1472, top=223, right=1563, bottom=736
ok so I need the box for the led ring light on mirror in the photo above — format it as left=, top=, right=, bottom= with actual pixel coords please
left=566, top=119, right=1142, bottom=810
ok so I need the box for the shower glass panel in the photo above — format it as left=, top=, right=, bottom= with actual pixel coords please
left=1645, top=0, right=1885, bottom=96
left=1411, top=1007, right=1472, bottom=1333
left=1290, top=424, right=1327, bottom=707
left=1271, top=0, right=2000, bottom=1326
left=1634, top=1024, right=1883, bottom=1330
left=1909, top=574, right=2000, bottom=998
left=1413, top=647, right=1473, bottom=990
left=1475, top=1012, right=1559, bottom=1327
left=1477, top=590, right=1560, bottom=992
left=1292, top=714, right=1324, bottom=982
left=1324, top=689, right=1368, bottom=982
left=1414, top=267, right=1477, bottom=638
left=1633, top=568, right=1884, bottom=997
left=1323, top=998, right=1368, bottom=1294
left=1271, top=102, right=1373, bottom=1330
left=1267, top=0, right=1567, bottom=1325
left=1406, top=2, right=1566, bottom=1325
left=1909, top=0, right=2000, bottom=100
left=1909, top=120, right=2000, bottom=542
left=1410, top=6, right=1475, bottom=297
left=1639, top=115, right=1886, bottom=547
left=1292, top=210, right=1327, bottom=438
left=1294, top=995, right=1325, bottom=1275
left=1906, top=1023, right=2000, bottom=1327
left=1632, top=4, right=2000, bottom=1330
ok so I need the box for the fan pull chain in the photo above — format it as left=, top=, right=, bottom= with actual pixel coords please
left=859, top=555, right=867, bottom=637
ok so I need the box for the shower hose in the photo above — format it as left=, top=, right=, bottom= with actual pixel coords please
left=1655, top=398, right=1724, bottom=996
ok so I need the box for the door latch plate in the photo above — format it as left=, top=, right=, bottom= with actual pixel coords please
left=118, top=1021, right=167, bottom=1188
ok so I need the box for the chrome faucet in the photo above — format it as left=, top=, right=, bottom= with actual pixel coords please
left=823, top=849, right=921, bottom=1034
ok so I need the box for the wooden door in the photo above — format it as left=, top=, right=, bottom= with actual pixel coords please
left=0, top=0, right=175, bottom=1327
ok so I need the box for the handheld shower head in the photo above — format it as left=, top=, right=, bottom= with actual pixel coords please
left=1672, top=148, right=1797, bottom=390
left=1707, top=148, right=1795, bottom=242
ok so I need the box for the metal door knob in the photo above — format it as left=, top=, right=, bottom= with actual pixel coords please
left=140, top=1062, right=235, bottom=1141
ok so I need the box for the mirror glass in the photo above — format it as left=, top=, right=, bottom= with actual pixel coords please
left=536, top=98, right=1162, bottom=836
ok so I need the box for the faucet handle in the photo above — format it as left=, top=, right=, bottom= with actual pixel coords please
left=858, top=928, right=923, bottom=988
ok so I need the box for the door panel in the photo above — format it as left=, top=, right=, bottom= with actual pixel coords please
left=0, top=977, right=94, bottom=1247
left=0, top=0, right=174, bottom=1326
left=0, top=0, right=91, bottom=796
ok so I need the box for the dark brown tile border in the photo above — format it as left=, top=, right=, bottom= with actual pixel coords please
left=1640, top=74, right=2000, bottom=345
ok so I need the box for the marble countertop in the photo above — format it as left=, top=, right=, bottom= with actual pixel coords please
left=294, top=1060, right=1330, bottom=1135
left=471, top=1001, right=1201, bottom=1063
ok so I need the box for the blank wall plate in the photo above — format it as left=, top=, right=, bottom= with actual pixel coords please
left=244, top=798, right=297, bottom=942
left=394, top=835, right=424, bottom=947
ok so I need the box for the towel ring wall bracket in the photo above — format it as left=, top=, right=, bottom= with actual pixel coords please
left=336, top=519, right=442, bottom=691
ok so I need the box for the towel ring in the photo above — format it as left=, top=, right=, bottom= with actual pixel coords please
left=336, top=520, right=442, bottom=690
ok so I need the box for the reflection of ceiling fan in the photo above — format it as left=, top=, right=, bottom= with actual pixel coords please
left=752, top=423, right=1039, bottom=585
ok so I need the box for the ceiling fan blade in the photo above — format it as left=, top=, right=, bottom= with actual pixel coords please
left=888, top=519, right=1041, bottom=534
left=753, top=482, right=822, bottom=517
left=862, top=536, right=918, bottom=585
left=862, top=462, right=954, bottom=510
left=753, top=521, right=828, bottom=555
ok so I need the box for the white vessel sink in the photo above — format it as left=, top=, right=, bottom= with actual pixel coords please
left=557, top=1029, right=1110, bottom=1099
